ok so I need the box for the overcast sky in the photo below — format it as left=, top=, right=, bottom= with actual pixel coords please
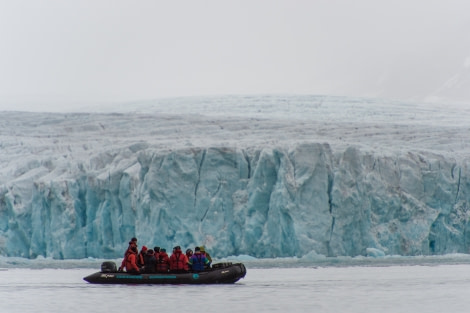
left=1, top=0, right=469, bottom=111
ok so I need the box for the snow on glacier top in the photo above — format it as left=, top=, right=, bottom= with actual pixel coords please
left=1, top=95, right=469, bottom=184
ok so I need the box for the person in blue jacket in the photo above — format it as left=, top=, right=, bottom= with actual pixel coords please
left=188, top=246, right=209, bottom=272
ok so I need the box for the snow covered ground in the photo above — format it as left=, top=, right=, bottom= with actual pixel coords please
left=2, top=95, right=469, bottom=177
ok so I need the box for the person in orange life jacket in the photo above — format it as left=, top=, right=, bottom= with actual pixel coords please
left=199, top=246, right=212, bottom=268
left=119, top=237, right=138, bottom=272
left=188, top=246, right=209, bottom=272
left=124, top=245, right=140, bottom=274
left=169, top=246, right=189, bottom=272
left=156, top=248, right=170, bottom=273
left=186, top=248, right=193, bottom=260
left=137, top=245, right=148, bottom=268
left=142, top=249, right=157, bottom=273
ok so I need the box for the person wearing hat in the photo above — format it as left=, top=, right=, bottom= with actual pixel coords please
left=156, top=248, right=170, bottom=273
left=153, top=246, right=161, bottom=262
left=143, top=249, right=157, bottom=273
left=199, top=246, right=212, bottom=268
left=137, top=245, right=148, bottom=268
left=186, top=248, right=193, bottom=260
left=123, top=244, right=140, bottom=274
left=188, top=246, right=209, bottom=272
left=127, top=237, right=138, bottom=250
left=169, top=246, right=189, bottom=272
left=118, top=237, right=138, bottom=272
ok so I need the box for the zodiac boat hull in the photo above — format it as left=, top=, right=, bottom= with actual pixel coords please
left=83, top=262, right=246, bottom=284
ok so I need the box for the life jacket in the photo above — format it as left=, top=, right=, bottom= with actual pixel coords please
left=120, top=248, right=131, bottom=269
left=125, top=251, right=139, bottom=272
left=170, top=251, right=188, bottom=271
left=156, top=252, right=170, bottom=272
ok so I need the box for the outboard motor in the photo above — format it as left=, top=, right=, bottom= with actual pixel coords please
left=101, top=261, right=117, bottom=273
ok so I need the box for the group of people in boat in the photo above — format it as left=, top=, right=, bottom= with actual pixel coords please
left=118, top=237, right=212, bottom=274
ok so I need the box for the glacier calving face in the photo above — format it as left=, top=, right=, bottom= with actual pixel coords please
left=1, top=95, right=469, bottom=259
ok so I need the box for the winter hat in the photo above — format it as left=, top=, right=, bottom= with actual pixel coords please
left=142, top=245, right=148, bottom=252
left=154, top=246, right=160, bottom=253
left=195, top=246, right=200, bottom=252
left=199, top=246, right=205, bottom=252
left=147, top=249, right=154, bottom=255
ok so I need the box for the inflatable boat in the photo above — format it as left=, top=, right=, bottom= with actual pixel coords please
left=83, top=261, right=246, bottom=284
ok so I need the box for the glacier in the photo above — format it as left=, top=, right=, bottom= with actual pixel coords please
left=1, top=95, right=470, bottom=260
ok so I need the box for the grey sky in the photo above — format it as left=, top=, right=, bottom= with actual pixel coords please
left=1, top=0, right=469, bottom=110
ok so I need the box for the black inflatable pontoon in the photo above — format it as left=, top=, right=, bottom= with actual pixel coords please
left=83, top=261, right=246, bottom=284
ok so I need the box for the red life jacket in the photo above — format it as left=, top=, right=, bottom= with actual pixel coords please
left=169, top=251, right=189, bottom=271
left=120, top=248, right=131, bottom=269
left=125, top=251, right=139, bottom=272
left=156, top=252, right=170, bottom=272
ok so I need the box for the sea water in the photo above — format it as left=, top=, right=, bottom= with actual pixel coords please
left=1, top=262, right=470, bottom=313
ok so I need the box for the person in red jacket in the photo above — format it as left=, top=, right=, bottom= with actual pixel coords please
left=156, top=248, right=170, bottom=273
left=119, top=237, right=138, bottom=272
left=153, top=246, right=160, bottom=258
left=169, top=246, right=189, bottom=273
left=124, top=246, right=140, bottom=274
left=137, top=245, right=148, bottom=268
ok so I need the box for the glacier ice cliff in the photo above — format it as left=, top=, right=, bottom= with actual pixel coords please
left=1, top=95, right=469, bottom=259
